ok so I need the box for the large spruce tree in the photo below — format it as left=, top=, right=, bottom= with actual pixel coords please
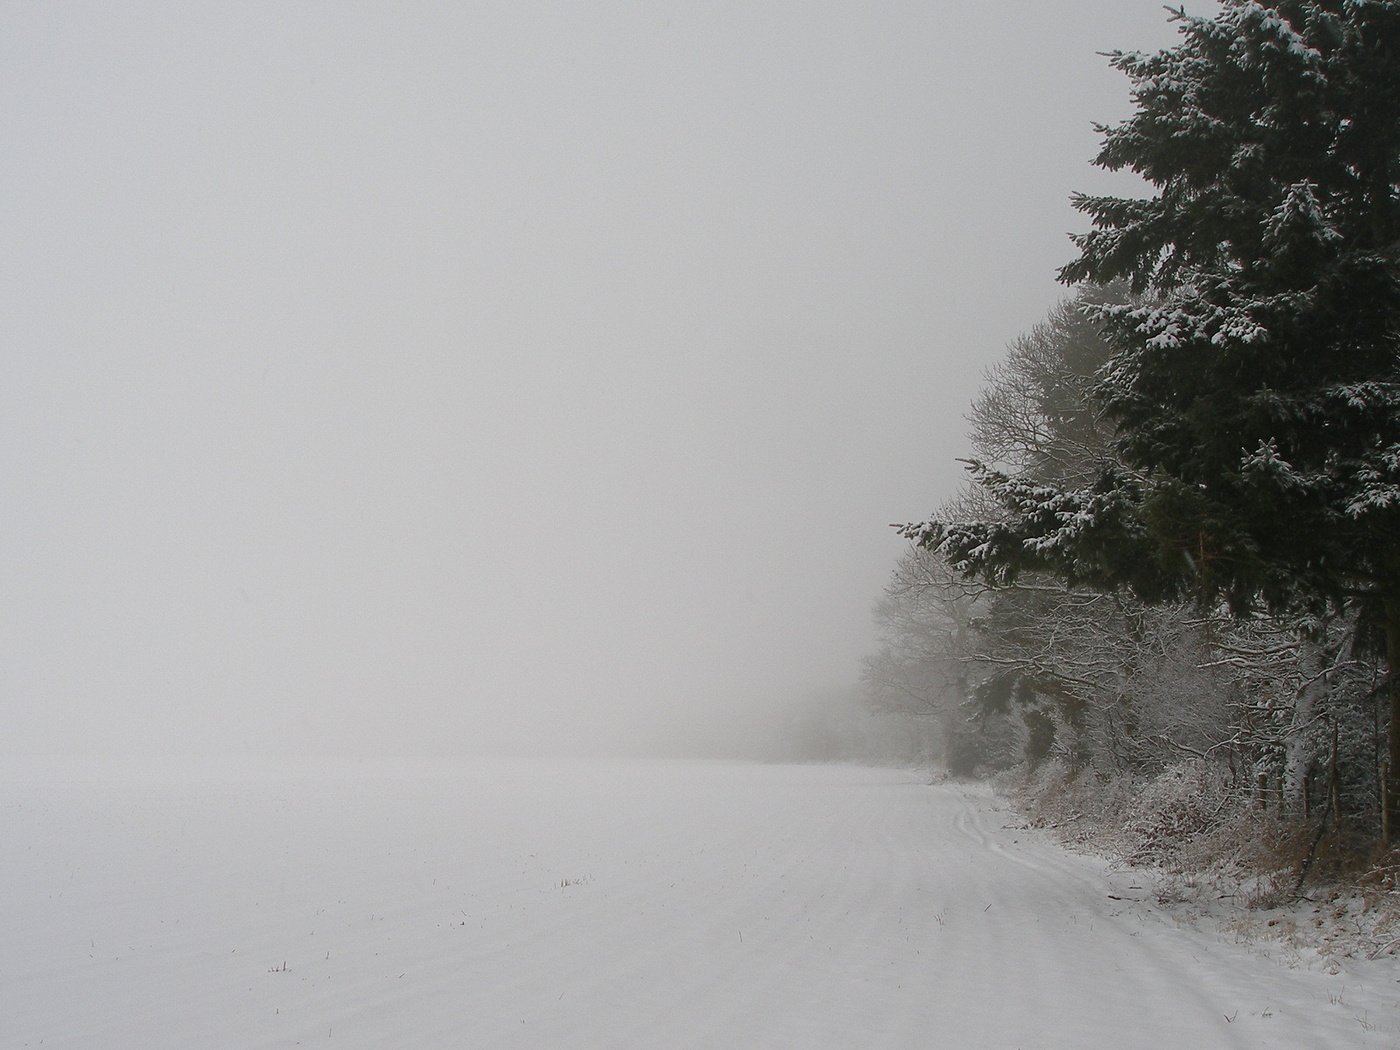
left=903, top=2, right=1400, bottom=835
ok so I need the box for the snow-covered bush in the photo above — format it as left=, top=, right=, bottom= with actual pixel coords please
left=1119, top=762, right=1231, bottom=866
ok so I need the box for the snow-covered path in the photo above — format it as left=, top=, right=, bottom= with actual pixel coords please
left=2, top=760, right=1395, bottom=1048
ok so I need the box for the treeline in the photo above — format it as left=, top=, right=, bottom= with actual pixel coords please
left=862, top=1, right=1400, bottom=863
left=864, top=288, right=1388, bottom=842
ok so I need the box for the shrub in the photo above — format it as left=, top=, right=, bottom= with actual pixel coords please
left=1119, top=762, right=1230, bottom=866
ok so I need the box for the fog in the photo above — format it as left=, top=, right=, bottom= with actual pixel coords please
left=4, top=2, right=1194, bottom=760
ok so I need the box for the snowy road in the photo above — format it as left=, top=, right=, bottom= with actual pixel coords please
left=2, top=761, right=1396, bottom=1048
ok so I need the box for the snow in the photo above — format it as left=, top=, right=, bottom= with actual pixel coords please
left=3, top=759, right=1396, bottom=1049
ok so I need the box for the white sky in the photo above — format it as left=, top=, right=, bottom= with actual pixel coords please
left=3, top=2, right=1202, bottom=759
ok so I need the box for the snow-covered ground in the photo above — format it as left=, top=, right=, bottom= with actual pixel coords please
left=3, top=760, right=1396, bottom=1048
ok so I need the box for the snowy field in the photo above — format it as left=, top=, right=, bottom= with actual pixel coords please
left=3, top=760, right=1396, bottom=1049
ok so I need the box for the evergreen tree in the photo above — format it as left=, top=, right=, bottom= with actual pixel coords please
left=902, top=2, right=1400, bottom=836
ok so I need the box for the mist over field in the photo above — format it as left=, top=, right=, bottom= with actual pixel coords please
left=6, top=2, right=1196, bottom=760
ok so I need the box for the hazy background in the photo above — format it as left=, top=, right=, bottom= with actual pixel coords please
left=4, top=2, right=1201, bottom=760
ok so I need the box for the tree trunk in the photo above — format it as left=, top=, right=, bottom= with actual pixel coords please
left=1284, top=633, right=1323, bottom=819
left=1385, top=597, right=1400, bottom=847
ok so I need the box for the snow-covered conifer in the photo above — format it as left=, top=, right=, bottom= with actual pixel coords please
left=903, top=1, right=1400, bottom=836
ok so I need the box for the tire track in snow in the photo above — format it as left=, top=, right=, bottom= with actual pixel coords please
left=932, top=783, right=1257, bottom=1049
